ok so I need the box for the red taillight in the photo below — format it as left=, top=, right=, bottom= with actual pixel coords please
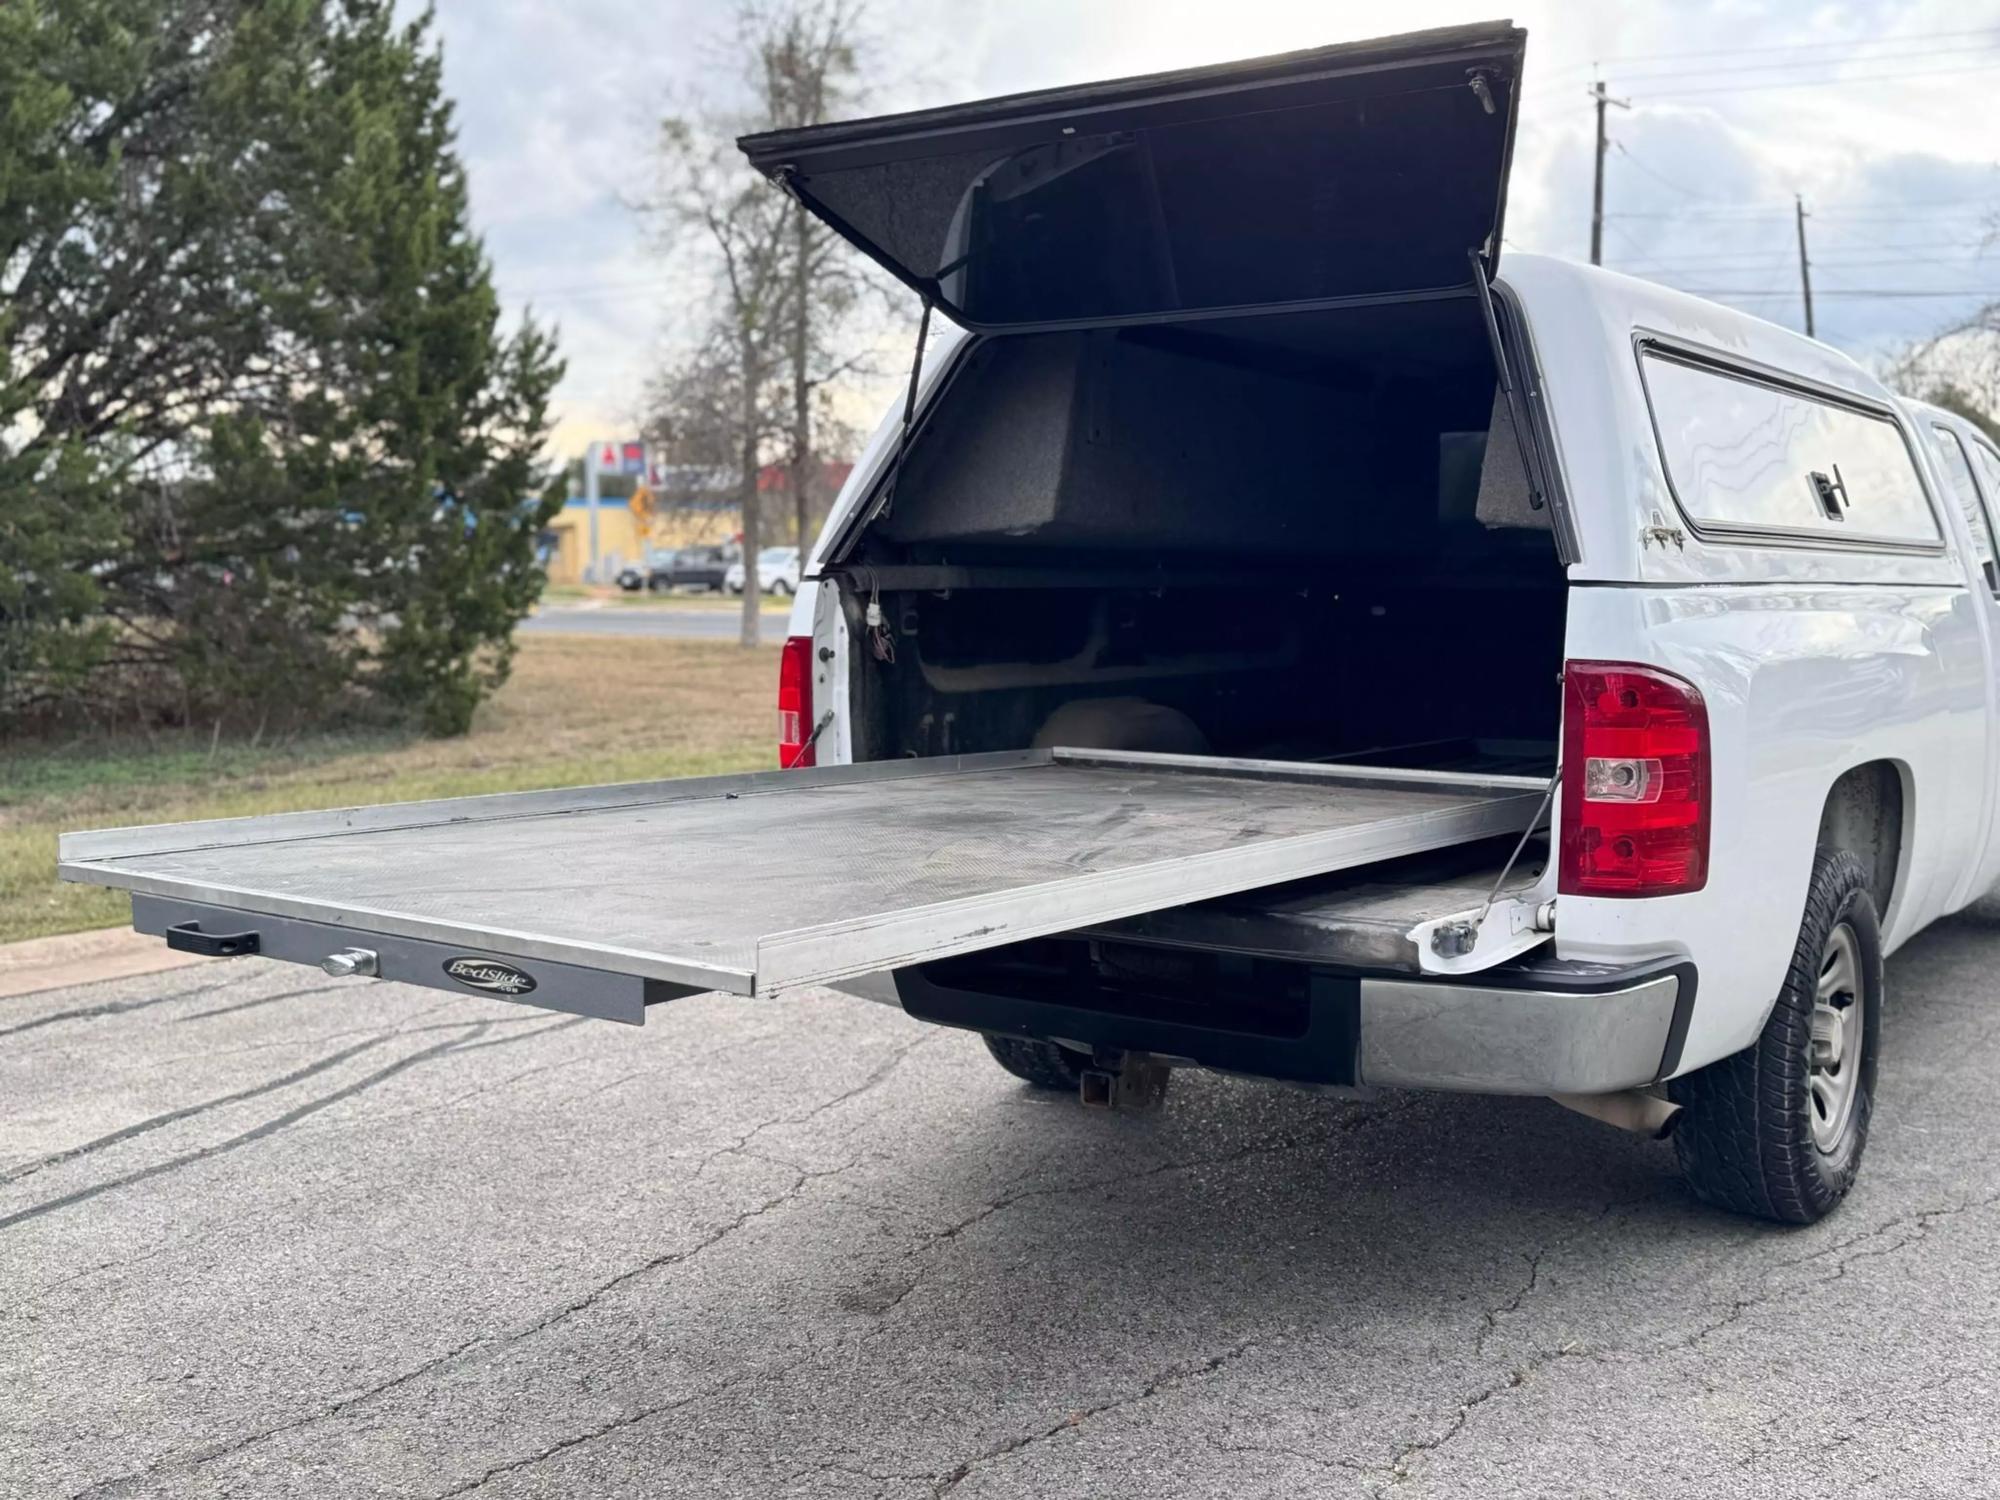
left=1559, top=661, right=1709, bottom=897
left=778, top=635, right=815, bottom=768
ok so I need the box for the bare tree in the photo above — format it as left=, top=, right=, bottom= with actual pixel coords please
left=639, top=335, right=747, bottom=541
left=638, top=1, right=884, bottom=644
left=755, top=2, right=873, bottom=551
left=1887, top=305, right=2000, bottom=440
left=646, top=115, right=792, bottom=645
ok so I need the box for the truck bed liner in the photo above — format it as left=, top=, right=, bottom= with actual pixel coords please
left=59, top=749, right=1546, bottom=1021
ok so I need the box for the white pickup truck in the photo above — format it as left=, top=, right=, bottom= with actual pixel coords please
left=59, top=23, right=2000, bottom=1224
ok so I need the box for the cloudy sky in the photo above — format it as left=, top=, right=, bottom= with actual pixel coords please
left=416, top=0, right=2000, bottom=457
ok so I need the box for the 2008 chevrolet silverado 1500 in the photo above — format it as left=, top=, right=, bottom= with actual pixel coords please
left=62, top=22, right=2000, bottom=1223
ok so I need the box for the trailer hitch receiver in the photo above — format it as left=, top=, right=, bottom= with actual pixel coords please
left=1079, top=1052, right=1173, bottom=1111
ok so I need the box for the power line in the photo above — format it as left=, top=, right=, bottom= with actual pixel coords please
left=1531, top=39, right=2000, bottom=97
left=1633, top=59, right=2000, bottom=99
left=1617, top=254, right=1983, bottom=273
left=1607, top=176, right=1992, bottom=257
left=1611, top=142, right=1708, bottom=199
left=1607, top=148, right=1997, bottom=244
left=1533, top=26, right=2000, bottom=78
left=1675, top=288, right=2000, bottom=298
left=1626, top=42, right=2000, bottom=81
left=1830, top=229, right=1997, bottom=275
left=1605, top=210, right=1994, bottom=224
left=1605, top=220, right=1658, bottom=263
left=1606, top=207, right=1993, bottom=220
left=1522, top=56, right=2000, bottom=117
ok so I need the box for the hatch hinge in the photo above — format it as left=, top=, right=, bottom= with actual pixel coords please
left=1466, top=68, right=1498, bottom=115
left=1467, top=247, right=1546, bottom=512
left=1641, top=511, right=1688, bottom=550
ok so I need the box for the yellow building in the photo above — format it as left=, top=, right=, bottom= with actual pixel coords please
left=540, top=462, right=852, bottom=586
left=542, top=498, right=741, bottom=586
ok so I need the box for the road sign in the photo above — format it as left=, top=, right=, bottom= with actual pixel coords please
left=630, top=485, right=656, bottom=526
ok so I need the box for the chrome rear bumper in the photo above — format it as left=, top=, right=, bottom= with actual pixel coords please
left=895, top=948, right=1697, bottom=1097
left=1358, top=972, right=1685, bottom=1094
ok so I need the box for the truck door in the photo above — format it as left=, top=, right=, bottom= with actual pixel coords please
left=1925, top=421, right=2000, bottom=896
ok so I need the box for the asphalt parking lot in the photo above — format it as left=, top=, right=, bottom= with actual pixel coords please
left=8, top=902, right=2000, bottom=1499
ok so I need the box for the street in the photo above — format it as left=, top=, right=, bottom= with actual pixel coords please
left=520, top=602, right=793, bottom=641
left=7, top=902, right=2000, bottom=1499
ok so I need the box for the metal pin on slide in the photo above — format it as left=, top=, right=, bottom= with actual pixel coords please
left=320, top=949, right=379, bottom=978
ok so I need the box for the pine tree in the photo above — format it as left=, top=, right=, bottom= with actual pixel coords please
left=1, top=0, right=564, bottom=735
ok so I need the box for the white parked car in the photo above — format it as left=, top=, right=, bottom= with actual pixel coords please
left=725, top=545, right=801, bottom=595
left=58, top=24, right=2000, bottom=1225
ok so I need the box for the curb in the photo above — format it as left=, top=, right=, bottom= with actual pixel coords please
left=0, top=926, right=212, bottom=1000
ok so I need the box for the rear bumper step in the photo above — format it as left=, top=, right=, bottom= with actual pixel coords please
left=1357, top=966, right=1692, bottom=1093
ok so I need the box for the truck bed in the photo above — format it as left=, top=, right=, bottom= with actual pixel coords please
left=1086, top=837, right=1548, bottom=972
left=59, top=749, right=1546, bottom=1022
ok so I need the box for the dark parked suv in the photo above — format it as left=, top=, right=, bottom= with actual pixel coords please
left=615, top=544, right=738, bottom=593
left=615, top=548, right=675, bottom=592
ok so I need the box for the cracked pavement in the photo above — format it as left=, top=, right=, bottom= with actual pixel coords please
left=8, top=900, right=2000, bottom=1497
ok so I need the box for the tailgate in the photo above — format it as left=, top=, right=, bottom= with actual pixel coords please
left=58, top=749, right=1545, bottom=1022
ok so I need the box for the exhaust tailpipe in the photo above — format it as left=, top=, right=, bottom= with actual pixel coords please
left=1550, top=1089, right=1681, bottom=1140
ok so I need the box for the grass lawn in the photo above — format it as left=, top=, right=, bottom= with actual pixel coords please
left=0, top=636, right=777, bottom=944
left=543, top=589, right=792, bottom=611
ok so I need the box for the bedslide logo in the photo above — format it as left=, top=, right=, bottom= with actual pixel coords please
left=442, top=957, right=538, bottom=995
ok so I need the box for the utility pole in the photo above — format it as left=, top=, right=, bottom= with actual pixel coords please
left=1795, top=194, right=1816, bottom=338
left=1589, top=78, right=1629, bottom=267
left=584, top=441, right=601, bottom=584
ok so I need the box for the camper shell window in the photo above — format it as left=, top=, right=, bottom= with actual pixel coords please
left=1638, top=345, right=1942, bottom=552
left=1970, top=439, right=2000, bottom=536
left=1927, top=424, right=2000, bottom=593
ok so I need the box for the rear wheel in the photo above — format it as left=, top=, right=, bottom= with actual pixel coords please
left=1670, top=847, right=1882, bottom=1224
left=982, top=1035, right=1092, bottom=1091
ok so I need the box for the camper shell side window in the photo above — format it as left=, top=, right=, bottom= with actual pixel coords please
left=1926, top=424, right=2000, bottom=595
left=1967, top=437, right=2000, bottom=561
left=1635, top=338, right=1944, bottom=555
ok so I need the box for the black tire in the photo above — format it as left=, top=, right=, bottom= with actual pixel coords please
left=982, top=1034, right=1092, bottom=1091
left=1670, top=847, right=1883, bottom=1224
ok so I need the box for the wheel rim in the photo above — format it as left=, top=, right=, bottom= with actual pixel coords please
left=1807, top=921, right=1865, bottom=1152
